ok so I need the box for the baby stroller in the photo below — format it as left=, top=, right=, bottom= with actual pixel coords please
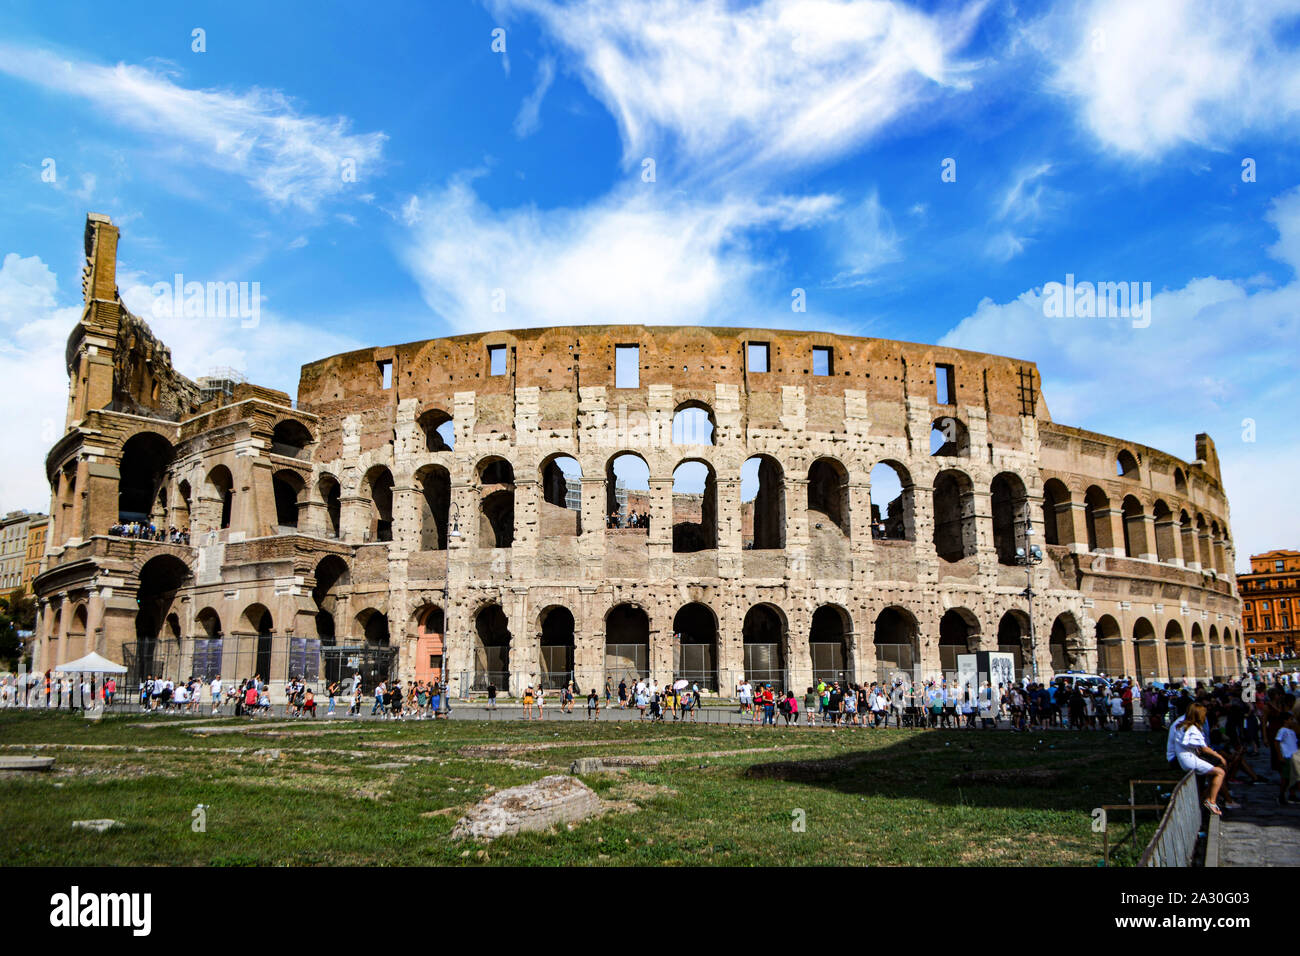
left=902, top=705, right=925, bottom=728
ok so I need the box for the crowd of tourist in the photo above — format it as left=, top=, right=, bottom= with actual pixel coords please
left=108, top=522, right=190, bottom=545
left=606, top=510, right=649, bottom=529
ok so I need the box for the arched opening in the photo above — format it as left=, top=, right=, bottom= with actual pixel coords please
left=1165, top=620, right=1187, bottom=682
left=242, top=604, right=274, bottom=682
left=1116, top=449, right=1139, bottom=478
left=1195, top=514, right=1211, bottom=569
left=997, top=610, right=1031, bottom=677
left=318, top=474, right=341, bottom=538
left=1134, top=618, right=1159, bottom=680
left=175, top=479, right=192, bottom=534
left=930, top=416, right=969, bottom=457
left=939, top=608, right=978, bottom=674
left=606, top=452, right=650, bottom=529
left=742, top=455, right=784, bottom=549
left=991, top=472, right=1028, bottom=565
left=271, top=420, right=313, bottom=458
left=672, top=402, right=715, bottom=446
left=873, top=606, right=918, bottom=682
left=1209, top=624, right=1223, bottom=679
left=417, top=465, right=451, bottom=550
left=417, top=408, right=455, bottom=452
left=1121, top=495, right=1146, bottom=558
left=742, top=603, right=787, bottom=689
left=1192, top=622, right=1209, bottom=679
left=192, top=607, right=223, bottom=680
left=810, top=604, right=853, bottom=685
left=473, top=604, right=511, bottom=691
left=478, top=458, right=515, bottom=548
left=672, top=460, right=716, bottom=552
left=365, top=466, right=394, bottom=542
left=1152, top=500, right=1177, bottom=562
left=1041, top=478, right=1072, bottom=547
left=273, top=469, right=305, bottom=529
left=359, top=609, right=390, bottom=647
left=415, top=606, right=445, bottom=685
left=1210, top=521, right=1225, bottom=574
left=1049, top=613, right=1083, bottom=674
left=133, top=554, right=190, bottom=682
left=540, top=455, right=582, bottom=537
left=673, top=602, right=718, bottom=690
left=206, top=466, right=234, bottom=532
left=605, top=604, right=649, bottom=686
left=1180, top=511, right=1197, bottom=567
left=118, top=433, right=173, bottom=525
left=870, top=461, right=912, bottom=540
left=312, top=555, right=349, bottom=684
left=933, top=469, right=976, bottom=562
left=1174, top=467, right=1187, bottom=493
left=1084, top=486, right=1113, bottom=552
left=1096, top=614, right=1123, bottom=675
left=67, top=604, right=88, bottom=662
left=538, top=605, right=575, bottom=689
left=807, top=457, right=849, bottom=537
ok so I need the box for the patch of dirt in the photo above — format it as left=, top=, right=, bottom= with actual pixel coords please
left=458, top=737, right=705, bottom=758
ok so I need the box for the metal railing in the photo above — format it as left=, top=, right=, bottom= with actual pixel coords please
left=1139, top=772, right=1202, bottom=867
left=1097, top=776, right=1189, bottom=866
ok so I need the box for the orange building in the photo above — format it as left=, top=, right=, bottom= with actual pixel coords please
left=22, top=516, right=49, bottom=595
left=1240, top=550, right=1300, bottom=659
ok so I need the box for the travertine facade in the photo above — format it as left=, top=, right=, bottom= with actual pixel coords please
left=32, top=215, right=1245, bottom=695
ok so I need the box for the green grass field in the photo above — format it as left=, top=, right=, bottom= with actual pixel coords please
left=0, top=711, right=1173, bottom=866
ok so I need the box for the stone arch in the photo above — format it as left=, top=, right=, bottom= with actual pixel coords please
left=241, top=602, right=274, bottom=682
left=1048, top=611, right=1085, bottom=674
left=540, top=454, right=582, bottom=537
left=118, top=432, right=174, bottom=525
left=742, top=454, right=785, bottom=550
left=873, top=605, right=919, bottom=682
left=807, top=457, right=849, bottom=537
left=1180, top=510, right=1197, bottom=567
left=672, top=401, right=716, bottom=446
left=1174, top=467, right=1187, bottom=493
left=930, top=416, right=969, bottom=457
left=272, top=468, right=305, bottom=529
left=672, top=459, right=717, bottom=552
left=1041, top=477, right=1073, bottom=547
left=1116, top=448, right=1139, bottom=479
left=1084, top=486, right=1114, bottom=552
left=673, top=601, right=718, bottom=690
left=270, top=418, right=314, bottom=458
left=1152, top=499, right=1177, bottom=562
left=1121, top=495, right=1147, bottom=558
left=870, top=460, right=913, bottom=541
left=991, top=472, right=1029, bottom=565
left=933, top=469, right=976, bottom=562
left=364, top=465, right=394, bottom=542
left=809, top=604, right=853, bottom=685
left=193, top=606, right=223, bottom=680
left=417, top=407, right=455, bottom=452
left=477, top=457, right=515, bottom=548
left=414, top=603, right=446, bottom=684
left=604, top=603, right=650, bottom=687
left=356, top=607, right=390, bottom=646
left=742, top=602, right=788, bottom=688
left=1191, top=622, right=1209, bottom=679
left=537, top=604, right=576, bottom=689
left=1095, top=614, right=1123, bottom=675
left=939, top=607, right=980, bottom=675
left=473, top=603, right=511, bottom=691
left=317, top=473, right=341, bottom=538
left=67, top=603, right=89, bottom=661
left=1195, top=513, right=1212, bottom=569
left=1164, top=619, right=1188, bottom=681
left=606, top=451, right=650, bottom=527
left=415, top=464, right=451, bottom=550
left=1133, top=617, right=1160, bottom=680
left=311, top=555, right=350, bottom=642
left=996, top=609, right=1032, bottom=677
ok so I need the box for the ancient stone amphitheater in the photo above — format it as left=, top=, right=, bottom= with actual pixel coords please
left=32, top=215, right=1244, bottom=697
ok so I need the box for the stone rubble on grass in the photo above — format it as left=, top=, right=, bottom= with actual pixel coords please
left=451, top=774, right=603, bottom=842
left=72, top=819, right=122, bottom=833
left=569, top=757, right=605, bottom=773
left=0, top=756, right=55, bottom=771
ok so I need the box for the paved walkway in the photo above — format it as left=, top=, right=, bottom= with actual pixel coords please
left=1216, top=749, right=1300, bottom=866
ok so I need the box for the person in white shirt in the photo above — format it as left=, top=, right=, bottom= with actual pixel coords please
left=1176, top=703, right=1226, bottom=815
left=1165, top=711, right=1186, bottom=771
left=1275, top=714, right=1300, bottom=806
left=211, top=677, right=223, bottom=714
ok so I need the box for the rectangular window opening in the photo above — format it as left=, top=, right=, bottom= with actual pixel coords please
left=813, top=346, right=832, bottom=376
left=615, top=345, right=639, bottom=388
left=936, top=363, right=956, bottom=404
left=488, top=345, right=507, bottom=377
left=748, top=342, right=770, bottom=373
left=378, top=359, right=393, bottom=390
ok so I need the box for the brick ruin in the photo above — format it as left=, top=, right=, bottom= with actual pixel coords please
left=31, top=214, right=1245, bottom=695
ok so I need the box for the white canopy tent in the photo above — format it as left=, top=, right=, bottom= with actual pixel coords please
left=56, top=652, right=126, bottom=714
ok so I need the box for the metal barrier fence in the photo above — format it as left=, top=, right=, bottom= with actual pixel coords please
left=1139, top=772, right=1202, bottom=867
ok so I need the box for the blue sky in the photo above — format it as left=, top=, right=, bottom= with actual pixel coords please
left=0, top=0, right=1297, bottom=568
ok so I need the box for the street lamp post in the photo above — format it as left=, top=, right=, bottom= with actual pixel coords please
left=1016, top=515, right=1044, bottom=682
left=442, top=500, right=461, bottom=714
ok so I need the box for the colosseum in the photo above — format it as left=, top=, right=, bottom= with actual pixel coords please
left=31, top=214, right=1245, bottom=697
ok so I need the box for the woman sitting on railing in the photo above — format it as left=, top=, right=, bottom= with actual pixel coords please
left=1176, top=703, right=1228, bottom=816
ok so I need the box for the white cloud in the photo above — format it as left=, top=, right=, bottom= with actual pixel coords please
left=398, top=178, right=838, bottom=330
left=940, top=186, right=1300, bottom=566
left=1033, top=0, right=1300, bottom=158
left=0, top=44, right=387, bottom=211
left=513, top=57, right=555, bottom=138
left=493, top=0, right=985, bottom=182
left=827, top=191, right=902, bottom=287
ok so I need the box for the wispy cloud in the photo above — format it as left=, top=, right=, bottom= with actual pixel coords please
left=1030, top=0, right=1300, bottom=158
left=513, top=57, right=555, bottom=138
left=0, top=44, right=387, bottom=211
